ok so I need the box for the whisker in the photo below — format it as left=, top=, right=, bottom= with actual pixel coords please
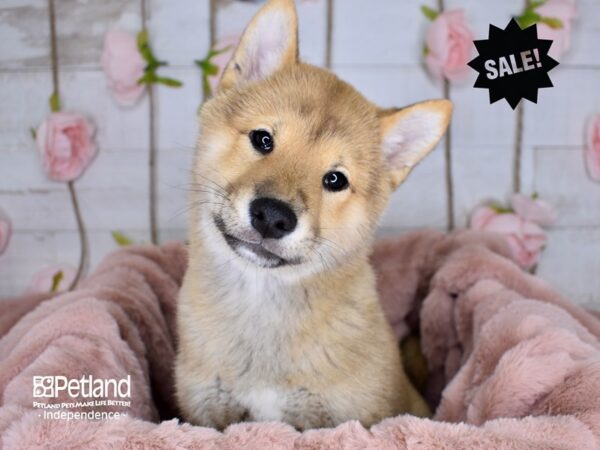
left=167, top=199, right=234, bottom=222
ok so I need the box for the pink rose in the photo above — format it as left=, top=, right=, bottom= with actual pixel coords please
left=36, top=112, right=97, bottom=182
left=101, top=30, right=146, bottom=106
left=26, top=265, right=77, bottom=294
left=208, top=35, right=239, bottom=95
left=585, top=115, right=600, bottom=182
left=511, top=193, right=558, bottom=227
left=470, top=206, right=547, bottom=270
left=0, top=210, right=11, bottom=256
left=535, top=0, right=577, bottom=60
left=424, top=10, right=474, bottom=82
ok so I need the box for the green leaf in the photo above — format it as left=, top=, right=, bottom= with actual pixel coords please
left=139, top=45, right=154, bottom=64
left=136, top=29, right=181, bottom=88
left=202, top=75, right=212, bottom=97
left=516, top=10, right=541, bottom=29
left=112, top=230, right=134, bottom=246
left=30, top=127, right=37, bottom=140
left=137, top=29, right=148, bottom=49
left=196, top=45, right=231, bottom=73
left=196, top=44, right=234, bottom=99
left=50, top=270, right=63, bottom=293
left=528, top=0, right=547, bottom=8
left=489, top=202, right=513, bottom=214
left=199, top=45, right=233, bottom=65
left=539, top=16, right=563, bottom=29
left=137, top=30, right=150, bottom=59
left=421, top=5, right=439, bottom=21
left=156, top=76, right=183, bottom=87
left=137, top=30, right=156, bottom=64
left=532, top=192, right=539, bottom=199
left=145, top=60, right=167, bottom=72
left=423, top=45, right=429, bottom=56
left=205, top=62, right=220, bottom=76
left=211, top=45, right=233, bottom=58
left=49, top=92, right=61, bottom=112
left=137, top=72, right=157, bottom=85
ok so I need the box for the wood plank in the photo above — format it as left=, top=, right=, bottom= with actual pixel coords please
left=0, top=231, right=61, bottom=297
left=434, top=0, right=520, bottom=227
left=381, top=147, right=447, bottom=230
left=297, top=0, right=328, bottom=66
left=451, top=79, right=517, bottom=148
left=332, top=0, right=424, bottom=66
left=0, top=71, right=53, bottom=152
left=537, top=228, right=600, bottom=307
left=149, top=0, right=210, bottom=67
left=0, top=229, right=152, bottom=297
left=0, top=188, right=148, bottom=233
left=521, top=67, right=600, bottom=192
left=156, top=146, right=195, bottom=232
left=0, top=71, right=150, bottom=157
left=54, top=0, right=142, bottom=69
left=445, top=0, right=522, bottom=42
left=159, top=227, right=187, bottom=243
left=149, top=0, right=209, bottom=235
left=154, top=68, right=201, bottom=150
left=0, top=132, right=148, bottom=195
left=150, top=82, right=191, bottom=242
left=452, top=144, right=513, bottom=228
left=0, top=0, right=50, bottom=69
left=523, top=68, right=600, bottom=148
left=333, top=65, right=440, bottom=107
left=560, top=0, right=600, bottom=67
left=0, top=148, right=75, bottom=192
left=450, top=80, right=516, bottom=227
left=0, top=148, right=149, bottom=232
left=533, top=147, right=600, bottom=228
left=59, top=70, right=150, bottom=151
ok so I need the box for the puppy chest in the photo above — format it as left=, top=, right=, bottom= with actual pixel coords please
left=237, top=387, right=286, bottom=421
left=208, top=285, right=304, bottom=368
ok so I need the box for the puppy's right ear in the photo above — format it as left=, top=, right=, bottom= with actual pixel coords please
left=218, top=0, right=298, bottom=93
left=379, top=100, right=452, bottom=190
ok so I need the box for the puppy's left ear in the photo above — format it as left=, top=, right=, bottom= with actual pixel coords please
left=218, top=0, right=298, bottom=93
left=379, top=99, right=452, bottom=190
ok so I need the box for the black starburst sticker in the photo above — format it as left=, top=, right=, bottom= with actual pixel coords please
left=468, top=19, right=559, bottom=109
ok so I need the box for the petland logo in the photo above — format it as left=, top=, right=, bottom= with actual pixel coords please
left=33, top=375, right=131, bottom=399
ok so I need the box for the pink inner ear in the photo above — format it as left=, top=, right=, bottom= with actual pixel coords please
left=382, top=134, right=407, bottom=167
left=382, top=111, right=442, bottom=170
left=239, top=11, right=291, bottom=82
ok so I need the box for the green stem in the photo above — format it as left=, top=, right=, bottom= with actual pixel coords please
left=67, top=181, right=88, bottom=290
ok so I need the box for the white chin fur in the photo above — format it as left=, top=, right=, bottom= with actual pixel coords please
left=199, top=213, right=278, bottom=271
left=199, top=211, right=327, bottom=282
left=235, top=245, right=280, bottom=268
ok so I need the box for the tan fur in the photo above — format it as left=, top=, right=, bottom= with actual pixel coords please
left=176, top=0, right=451, bottom=430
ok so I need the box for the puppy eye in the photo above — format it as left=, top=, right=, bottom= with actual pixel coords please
left=249, top=129, right=273, bottom=155
left=323, top=171, right=349, bottom=192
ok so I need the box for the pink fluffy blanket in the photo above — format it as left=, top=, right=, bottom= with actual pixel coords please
left=1, top=230, right=600, bottom=449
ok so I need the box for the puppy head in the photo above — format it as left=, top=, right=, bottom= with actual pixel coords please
left=191, top=0, right=452, bottom=278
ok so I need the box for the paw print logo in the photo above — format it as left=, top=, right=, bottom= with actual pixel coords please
left=32, top=376, right=54, bottom=398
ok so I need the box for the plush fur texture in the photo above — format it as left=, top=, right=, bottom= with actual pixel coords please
left=1, top=231, right=600, bottom=448
left=176, top=0, right=450, bottom=429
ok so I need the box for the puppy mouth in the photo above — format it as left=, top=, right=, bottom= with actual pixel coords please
left=213, top=215, right=298, bottom=268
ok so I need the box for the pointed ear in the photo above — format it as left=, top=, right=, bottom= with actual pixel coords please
left=379, top=99, right=452, bottom=190
left=218, top=0, right=298, bottom=93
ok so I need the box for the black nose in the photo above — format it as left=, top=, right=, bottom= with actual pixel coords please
left=249, top=197, right=297, bottom=239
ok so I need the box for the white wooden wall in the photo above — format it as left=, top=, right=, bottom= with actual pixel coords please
left=1, top=0, right=599, bottom=308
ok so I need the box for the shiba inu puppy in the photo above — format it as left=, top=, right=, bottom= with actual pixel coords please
left=176, top=0, right=451, bottom=430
